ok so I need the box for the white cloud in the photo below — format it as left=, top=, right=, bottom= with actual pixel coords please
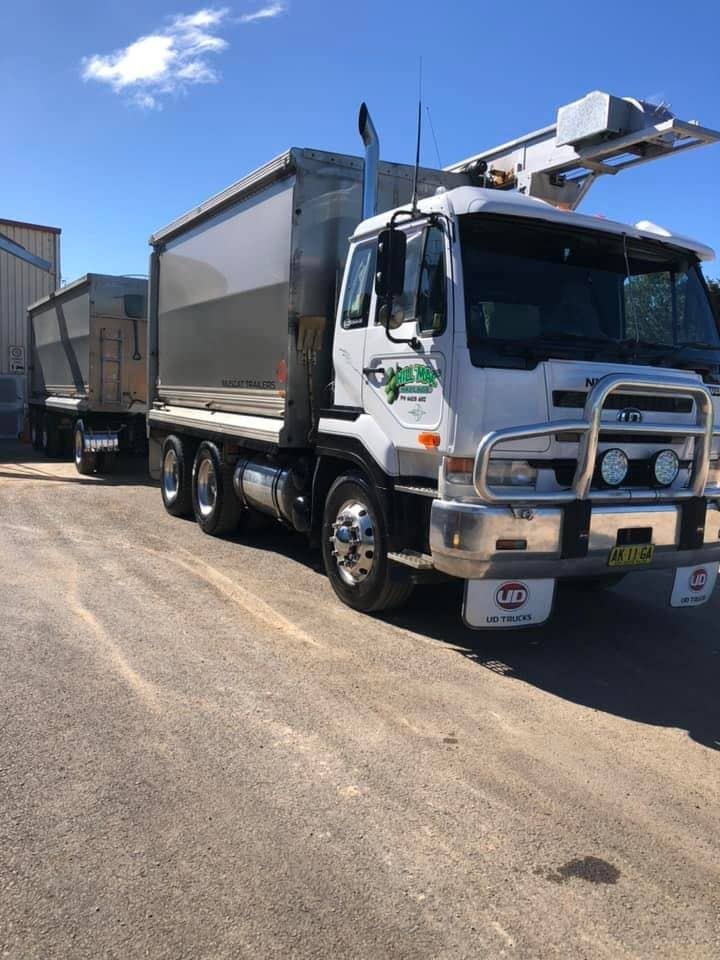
left=82, top=5, right=285, bottom=109
left=239, top=3, right=286, bottom=23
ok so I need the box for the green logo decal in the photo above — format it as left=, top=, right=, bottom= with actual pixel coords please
left=384, top=363, right=438, bottom=405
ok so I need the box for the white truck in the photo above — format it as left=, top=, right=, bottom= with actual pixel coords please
left=148, top=92, right=720, bottom=628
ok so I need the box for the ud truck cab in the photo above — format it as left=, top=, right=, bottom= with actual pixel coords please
left=148, top=92, right=720, bottom=628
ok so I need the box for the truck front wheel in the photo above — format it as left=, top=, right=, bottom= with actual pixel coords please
left=321, top=473, right=413, bottom=614
left=191, top=441, right=240, bottom=536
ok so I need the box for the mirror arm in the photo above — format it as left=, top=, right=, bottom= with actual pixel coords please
left=383, top=294, right=421, bottom=350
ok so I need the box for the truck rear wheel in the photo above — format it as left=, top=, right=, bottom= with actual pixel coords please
left=161, top=435, right=193, bottom=516
left=30, top=413, right=43, bottom=451
left=73, top=422, right=97, bottom=475
left=321, top=473, right=414, bottom=614
left=192, top=441, right=240, bottom=536
left=43, top=417, right=63, bottom=458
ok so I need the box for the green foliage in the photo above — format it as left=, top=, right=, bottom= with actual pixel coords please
left=706, top=278, right=720, bottom=318
left=625, top=273, right=675, bottom=344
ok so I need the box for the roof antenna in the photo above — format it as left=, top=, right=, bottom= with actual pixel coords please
left=410, top=57, right=423, bottom=216
left=426, top=104, right=442, bottom=168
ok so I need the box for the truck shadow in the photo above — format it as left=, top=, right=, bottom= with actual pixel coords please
left=226, top=521, right=720, bottom=753
left=0, top=444, right=155, bottom=487
left=382, top=577, right=720, bottom=753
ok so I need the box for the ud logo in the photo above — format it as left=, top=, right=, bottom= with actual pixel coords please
left=617, top=408, right=642, bottom=423
left=495, top=582, right=529, bottom=611
left=689, top=568, right=708, bottom=592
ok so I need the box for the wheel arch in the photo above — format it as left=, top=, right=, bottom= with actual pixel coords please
left=311, top=437, right=396, bottom=548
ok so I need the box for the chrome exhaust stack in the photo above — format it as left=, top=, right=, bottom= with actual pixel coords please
left=358, top=102, right=379, bottom=221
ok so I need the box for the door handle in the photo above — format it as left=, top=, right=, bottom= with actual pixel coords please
left=363, top=366, right=386, bottom=377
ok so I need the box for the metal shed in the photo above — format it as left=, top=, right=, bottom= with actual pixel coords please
left=0, top=218, right=61, bottom=437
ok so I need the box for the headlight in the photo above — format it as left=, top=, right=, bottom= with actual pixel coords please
left=443, top=458, right=538, bottom=487
left=652, top=449, right=679, bottom=487
left=486, top=460, right=537, bottom=487
left=600, top=448, right=629, bottom=487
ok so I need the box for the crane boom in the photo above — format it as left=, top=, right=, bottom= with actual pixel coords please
left=446, top=91, right=720, bottom=209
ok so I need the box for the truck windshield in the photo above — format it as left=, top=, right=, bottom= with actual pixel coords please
left=460, top=214, right=720, bottom=372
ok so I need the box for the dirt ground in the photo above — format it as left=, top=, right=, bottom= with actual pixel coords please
left=1, top=443, right=718, bottom=959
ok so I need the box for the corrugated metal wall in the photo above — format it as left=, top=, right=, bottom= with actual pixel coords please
left=0, top=219, right=60, bottom=376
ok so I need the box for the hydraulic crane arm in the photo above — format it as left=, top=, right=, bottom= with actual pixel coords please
left=446, top=91, right=720, bottom=210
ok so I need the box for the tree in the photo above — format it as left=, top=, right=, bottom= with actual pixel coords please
left=706, top=277, right=720, bottom=318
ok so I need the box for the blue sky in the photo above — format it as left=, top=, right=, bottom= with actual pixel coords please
left=2, top=0, right=719, bottom=281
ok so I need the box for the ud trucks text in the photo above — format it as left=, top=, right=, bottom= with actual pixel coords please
left=146, top=92, right=720, bottom=628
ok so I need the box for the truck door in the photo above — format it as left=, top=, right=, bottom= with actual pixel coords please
left=361, top=223, right=451, bottom=462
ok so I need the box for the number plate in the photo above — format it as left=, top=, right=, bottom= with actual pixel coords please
left=607, top=544, right=654, bottom=567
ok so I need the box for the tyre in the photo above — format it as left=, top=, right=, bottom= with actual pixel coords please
left=161, top=435, right=194, bottom=517
left=321, top=472, right=414, bottom=614
left=191, top=441, right=240, bottom=535
left=43, top=417, right=63, bottom=458
left=30, top=413, right=43, bottom=451
left=73, top=421, right=97, bottom=475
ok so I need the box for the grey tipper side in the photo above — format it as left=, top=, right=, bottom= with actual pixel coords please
left=149, top=147, right=467, bottom=449
left=27, top=274, right=149, bottom=414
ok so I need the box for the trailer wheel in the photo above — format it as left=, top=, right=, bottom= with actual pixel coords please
left=161, top=435, right=194, bottom=516
left=321, top=472, right=414, bottom=614
left=30, top=413, right=43, bottom=451
left=73, top=422, right=97, bottom=475
left=192, top=441, right=240, bottom=536
left=43, top=417, right=63, bottom=459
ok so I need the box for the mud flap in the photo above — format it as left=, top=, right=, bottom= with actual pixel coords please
left=670, top=565, right=719, bottom=608
left=463, top=578, right=556, bottom=630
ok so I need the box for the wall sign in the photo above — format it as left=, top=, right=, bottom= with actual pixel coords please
left=9, top=345, right=25, bottom=374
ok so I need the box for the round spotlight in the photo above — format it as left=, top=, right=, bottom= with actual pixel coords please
left=600, top=448, right=629, bottom=487
left=652, top=449, right=680, bottom=487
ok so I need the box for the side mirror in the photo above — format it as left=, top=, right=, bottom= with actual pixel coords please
left=375, top=228, right=406, bottom=298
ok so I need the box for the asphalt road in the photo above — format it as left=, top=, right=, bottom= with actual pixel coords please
left=1, top=442, right=718, bottom=959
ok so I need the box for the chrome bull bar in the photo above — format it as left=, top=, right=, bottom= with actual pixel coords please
left=473, top=373, right=718, bottom=504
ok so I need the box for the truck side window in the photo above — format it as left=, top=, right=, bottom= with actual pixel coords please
left=417, top=226, right=446, bottom=335
left=375, top=230, right=423, bottom=329
left=341, top=243, right=375, bottom=329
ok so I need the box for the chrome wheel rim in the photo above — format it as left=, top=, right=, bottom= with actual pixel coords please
left=197, top=457, right=217, bottom=518
left=74, top=429, right=84, bottom=465
left=329, top=499, right=375, bottom=586
left=163, top=448, right=179, bottom=503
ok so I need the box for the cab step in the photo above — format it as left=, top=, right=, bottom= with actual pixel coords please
left=394, top=484, right=437, bottom=499
left=388, top=550, right=435, bottom=571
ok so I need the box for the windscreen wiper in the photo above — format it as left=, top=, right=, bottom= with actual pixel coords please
left=651, top=342, right=720, bottom=371
left=527, top=332, right=614, bottom=356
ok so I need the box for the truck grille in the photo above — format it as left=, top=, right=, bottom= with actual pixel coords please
left=553, top=432, right=679, bottom=444
left=552, top=391, right=693, bottom=413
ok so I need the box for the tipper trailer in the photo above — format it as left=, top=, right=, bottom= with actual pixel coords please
left=148, top=92, right=720, bottom=628
left=27, top=274, right=148, bottom=473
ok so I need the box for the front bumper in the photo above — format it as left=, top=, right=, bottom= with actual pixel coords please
left=430, top=498, right=720, bottom=580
